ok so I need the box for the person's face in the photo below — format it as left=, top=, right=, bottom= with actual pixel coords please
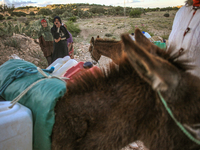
left=54, top=19, right=61, bottom=27
left=41, top=22, right=47, bottom=28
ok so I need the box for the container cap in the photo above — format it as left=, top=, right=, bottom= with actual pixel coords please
left=83, top=62, right=93, bottom=69
left=142, top=31, right=145, bottom=34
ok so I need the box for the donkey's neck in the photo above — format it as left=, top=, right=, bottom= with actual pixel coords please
left=95, top=40, right=123, bottom=59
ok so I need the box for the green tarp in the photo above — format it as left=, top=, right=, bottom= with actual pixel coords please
left=0, top=59, right=67, bottom=150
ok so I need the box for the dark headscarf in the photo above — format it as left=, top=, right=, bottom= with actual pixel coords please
left=53, top=16, right=62, bottom=23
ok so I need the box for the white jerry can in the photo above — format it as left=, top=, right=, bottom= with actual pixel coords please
left=0, top=101, right=33, bottom=150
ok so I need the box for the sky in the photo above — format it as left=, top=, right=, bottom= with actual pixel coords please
left=0, top=0, right=186, bottom=8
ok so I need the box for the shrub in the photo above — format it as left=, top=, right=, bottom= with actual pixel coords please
left=65, top=21, right=81, bottom=37
left=69, top=16, right=77, bottom=22
left=0, top=14, right=4, bottom=20
left=105, top=33, right=113, bottom=37
left=3, top=37, right=21, bottom=49
left=11, top=11, right=26, bottom=17
left=89, top=7, right=105, bottom=14
left=38, top=8, right=52, bottom=16
left=7, top=16, right=12, bottom=20
left=29, top=11, right=35, bottom=15
left=25, top=20, right=30, bottom=26
left=164, top=13, right=170, bottom=17
left=52, top=8, right=65, bottom=15
left=62, top=11, right=74, bottom=18
left=129, top=9, right=142, bottom=18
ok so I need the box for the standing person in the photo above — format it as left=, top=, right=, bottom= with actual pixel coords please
left=38, top=19, right=54, bottom=66
left=168, top=0, right=200, bottom=77
left=64, top=24, right=74, bottom=59
left=51, top=16, right=70, bottom=62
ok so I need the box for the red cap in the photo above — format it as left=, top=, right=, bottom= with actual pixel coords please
left=41, top=19, right=47, bottom=23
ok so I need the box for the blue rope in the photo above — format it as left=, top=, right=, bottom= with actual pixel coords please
left=0, top=66, right=54, bottom=96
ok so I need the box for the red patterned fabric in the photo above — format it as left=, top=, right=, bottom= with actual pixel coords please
left=41, top=19, right=47, bottom=23
left=193, top=0, right=200, bottom=6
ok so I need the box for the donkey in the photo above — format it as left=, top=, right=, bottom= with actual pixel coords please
left=89, top=36, right=123, bottom=63
left=52, top=29, right=200, bottom=150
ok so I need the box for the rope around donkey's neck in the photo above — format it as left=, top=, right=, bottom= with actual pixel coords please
left=157, top=91, right=200, bottom=145
left=8, top=67, right=68, bottom=108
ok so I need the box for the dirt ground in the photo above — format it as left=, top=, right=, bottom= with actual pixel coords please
left=0, top=12, right=176, bottom=150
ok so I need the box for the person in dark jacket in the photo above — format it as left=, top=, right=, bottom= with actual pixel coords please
left=51, top=16, right=70, bottom=62
left=38, top=19, right=54, bottom=65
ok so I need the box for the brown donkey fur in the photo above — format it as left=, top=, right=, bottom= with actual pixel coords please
left=52, top=29, right=200, bottom=150
left=89, top=36, right=123, bottom=63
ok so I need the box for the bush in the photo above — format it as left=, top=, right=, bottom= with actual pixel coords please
left=89, top=7, right=105, bottom=14
left=62, top=11, right=74, bottom=18
left=25, top=20, right=30, bottom=26
left=69, top=16, right=77, bottom=22
left=52, top=8, right=65, bottom=15
left=65, top=21, right=81, bottom=37
left=164, top=13, right=170, bottom=17
left=11, top=11, right=26, bottom=17
left=105, top=33, right=113, bottom=37
left=29, top=11, right=35, bottom=15
left=3, top=37, right=21, bottom=49
left=129, top=9, right=142, bottom=18
left=0, top=14, right=5, bottom=20
left=7, top=16, right=12, bottom=20
left=38, top=8, right=52, bottom=16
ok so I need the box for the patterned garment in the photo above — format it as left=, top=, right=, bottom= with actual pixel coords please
left=168, top=5, right=200, bottom=77
left=68, top=43, right=74, bottom=59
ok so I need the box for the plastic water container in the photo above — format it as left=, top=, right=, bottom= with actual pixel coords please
left=129, top=34, right=135, bottom=41
left=0, top=101, right=33, bottom=150
left=46, top=56, right=71, bottom=72
left=142, top=31, right=151, bottom=39
left=52, top=59, right=78, bottom=77
left=63, top=63, right=100, bottom=82
left=62, top=62, right=85, bottom=79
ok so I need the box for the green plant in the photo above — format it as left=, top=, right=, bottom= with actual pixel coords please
left=129, top=9, right=142, bottom=18
left=13, top=16, right=17, bottom=21
left=7, top=16, right=12, bottom=20
left=69, top=16, right=77, bottom=22
left=29, top=11, right=35, bottom=15
left=164, top=13, right=170, bottom=17
left=105, top=33, right=113, bottom=37
left=25, top=20, right=30, bottom=26
left=3, top=37, right=21, bottom=49
left=38, top=8, right=52, bottom=16
left=0, top=14, right=4, bottom=20
left=65, top=21, right=81, bottom=37
left=10, top=11, right=26, bottom=17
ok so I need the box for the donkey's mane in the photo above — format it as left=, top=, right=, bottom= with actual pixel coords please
left=67, top=47, right=194, bottom=95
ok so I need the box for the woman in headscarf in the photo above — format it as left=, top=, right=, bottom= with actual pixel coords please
left=168, top=0, right=200, bottom=77
left=38, top=19, right=54, bottom=65
left=63, top=24, right=74, bottom=59
left=51, top=16, right=70, bottom=62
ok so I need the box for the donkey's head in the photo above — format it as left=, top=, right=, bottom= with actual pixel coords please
left=122, top=28, right=197, bottom=100
left=89, top=36, right=101, bottom=62
left=122, top=29, right=200, bottom=145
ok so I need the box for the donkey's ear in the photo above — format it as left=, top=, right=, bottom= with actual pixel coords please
left=91, top=37, right=94, bottom=45
left=97, top=35, right=100, bottom=38
left=121, top=33, right=179, bottom=91
left=134, top=28, right=161, bottom=54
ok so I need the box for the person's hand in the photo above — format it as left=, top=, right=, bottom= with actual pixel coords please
left=55, top=37, right=61, bottom=43
left=56, top=22, right=61, bottom=28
